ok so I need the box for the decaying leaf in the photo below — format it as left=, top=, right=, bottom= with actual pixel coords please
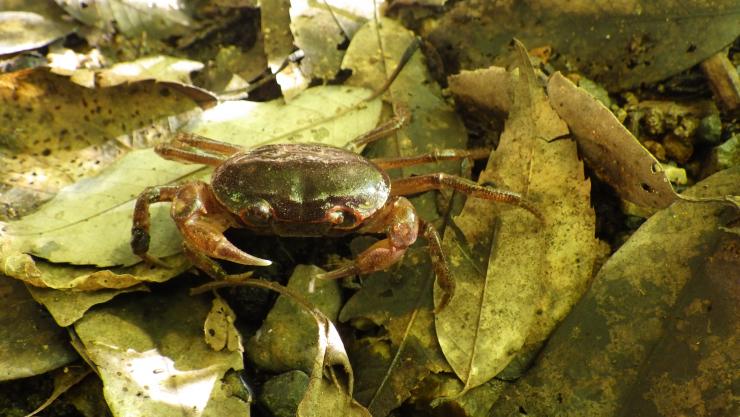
left=55, top=0, right=194, bottom=39
left=0, top=69, right=200, bottom=218
left=448, top=66, right=512, bottom=115
left=435, top=40, right=603, bottom=391
left=73, top=288, right=249, bottom=417
left=289, top=0, right=372, bottom=80
left=49, top=54, right=206, bottom=89
left=0, top=85, right=382, bottom=269
left=198, top=277, right=369, bottom=417
left=0, top=11, right=74, bottom=55
left=261, top=0, right=308, bottom=99
left=246, top=265, right=341, bottom=373
left=489, top=166, right=739, bottom=417
left=0, top=277, right=78, bottom=381
left=548, top=72, right=678, bottom=209
left=24, top=364, right=91, bottom=417
left=204, top=294, right=242, bottom=352
left=425, top=1, right=740, bottom=91
left=340, top=247, right=450, bottom=417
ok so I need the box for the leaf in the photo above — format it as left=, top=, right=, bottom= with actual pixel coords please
left=198, top=278, right=369, bottom=417
left=0, top=69, right=200, bottom=218
left=425, top=1, right=740, bottom=90
left=55, top=0, right=194, bottom=39
left=73, top=287, right=249, bottom=417
left=289, top=0, right=372, bottom=80
left=27, top=283, right=146, bottom=327
left=48, top=54, right=206, bottom=90
left=548, top=72, right=679, bottom=209
left=246, top=265, right=342, bottom=373
left=435, top=40, right=603, bottom=391
left=488, top=166, right=740, bottom=417
left=296, top=299, right=370, bottom=417
left=0, top=277, right=78, bottom=381
left=204, top=295, right=242, bottom=352
left=336, top=18, right=468, bottom=416
left=25, top=365, right=91, bottom=417
left=260, top=0, right=308, bottom=99
left=0, top=85, right=382, bottom=267
left=0, top=11, right=74, bottom=55
left=340, top=247, right=450, bottom=417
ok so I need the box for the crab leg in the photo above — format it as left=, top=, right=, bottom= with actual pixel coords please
left=170, top=181, right=272, bottom=267
left=170, top=132, right=244, bottom=156
left=154, top=133, right=244, bottom=166
left=371, top=148, right=490, bottom=170
left=131, top=185, right=181, bottom=265
left=317, top=196, right=419, bottom=280
left=391, top=174, right=543, bottom=221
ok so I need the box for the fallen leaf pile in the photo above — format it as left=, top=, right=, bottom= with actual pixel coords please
left=0, top=1, right=737, bottom=417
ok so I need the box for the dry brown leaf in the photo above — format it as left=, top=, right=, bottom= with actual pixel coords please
left=435, top=40, right=603, bottom=391
left=489, top=166, right=739, bottom=417
left=548, top=72, right=678, bottom=209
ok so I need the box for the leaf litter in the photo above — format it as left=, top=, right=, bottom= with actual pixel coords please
left=1, top=2, right=738, bottom=416
left=433, top=40, right=605, bottom=393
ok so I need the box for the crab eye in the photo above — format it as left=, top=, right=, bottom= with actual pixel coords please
left=327, top=207, right=359, bottom=229
left=240, top=199, right=272, bottom=226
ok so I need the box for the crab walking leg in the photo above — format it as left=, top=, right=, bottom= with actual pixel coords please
left=371, top=148, right=491, bottom=170
left=131, top=185, right=181, bottom=265
left=169, top=132, right=244, bottom=156
left=317, top=196, right=419, bottom=280
left=420, top=221, right=455, bottom=312
left=391, top=174, right=544, bottom=221
left=155, top=144, right=227, bottom=166
left=170, top=181, right=272, bottom=266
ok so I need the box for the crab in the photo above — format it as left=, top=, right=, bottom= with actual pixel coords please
left=131, top=132, right=542, bottom=309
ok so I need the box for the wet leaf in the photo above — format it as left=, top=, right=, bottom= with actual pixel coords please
left=0, top=85, right=382, bottom=268
left=55, top=0, right=194, bottom=39
left=548, top=72, right=678, bottom=209
left=246, top=265, right=342, bottom=373
left=425, top=1, right=740, bottom=91
left=0, top=276, right=78, bottom=381
left=0, top=69, right=200, bottom=218
left=489, top=166, right=740, bottom=417
left=340, top=247, right=450, bottom=417
left=435, top=40, right=603, bottom=391
left=73, top=288, right=249, bottom=416
left=0, top=11, right=74, bottom=55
